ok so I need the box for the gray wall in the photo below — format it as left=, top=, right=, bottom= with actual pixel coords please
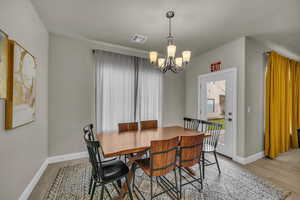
left=48, top=33, right=185, bottom=156
left=162, top=72, right=185, bottom=127
left=244, top=37, right=266, bottom=157
left=185, top=37, right=246, bottom=157
left=0, top=0, right=49, bottom=199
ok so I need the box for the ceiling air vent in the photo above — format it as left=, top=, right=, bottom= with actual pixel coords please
left=129, top=34, right=147, bottom=44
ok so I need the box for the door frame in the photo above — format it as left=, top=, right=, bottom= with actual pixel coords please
left=197, top=67, right=238, bottom=160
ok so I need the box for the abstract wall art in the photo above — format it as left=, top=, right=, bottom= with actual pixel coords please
left=6, top=41, right=36, bottom=129
left=0, top=29, right=8, bottom=99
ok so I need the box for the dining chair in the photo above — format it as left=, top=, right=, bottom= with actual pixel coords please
left=83, top=124, right=117, bottom=194
left=133, top=137, right=180, bottom=200
left=83, top=124, right=117, bottom=162
left=118, top=122, right=139, bottom=162
left=198, top=120, right=223, bottom=178
left=183, top=117, right=200, bottom=130
left=118, top=122, right=139, bottom=132
left=178, top=135, right=204, bottom=198
left=84, top=129, right=134, bottom=200
left=140, top=120, right=158, bottom=130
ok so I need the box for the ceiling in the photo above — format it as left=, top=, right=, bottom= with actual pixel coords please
left=31, top=0, right=300, bottom=55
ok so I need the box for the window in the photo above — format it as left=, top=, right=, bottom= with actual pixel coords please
left=95, top=50, right=162, bottom=133
left=207, top=99, right=215, bottom=113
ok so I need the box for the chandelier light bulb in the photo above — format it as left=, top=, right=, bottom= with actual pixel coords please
left=149, top=51, right=158, bottom=64
left=167, top=45, right=176, bottom=58
left=182, top=51, right=191, bottom=63
left=175, top=57, right=183, bottom=67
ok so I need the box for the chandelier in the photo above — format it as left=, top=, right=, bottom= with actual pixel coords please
left=149, top=11, right=191, bottom=73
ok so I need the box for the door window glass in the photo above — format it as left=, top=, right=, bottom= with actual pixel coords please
left=206, top=80, right=226, bottom=145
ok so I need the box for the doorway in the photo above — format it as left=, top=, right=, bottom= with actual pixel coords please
left=198, top=68, right=237, bottom=158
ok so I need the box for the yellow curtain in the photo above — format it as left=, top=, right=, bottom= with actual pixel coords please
left=265, top=51, right=300, bottom=158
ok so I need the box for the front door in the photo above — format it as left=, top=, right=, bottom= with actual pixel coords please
left=198, top=68, right=237, bottom=158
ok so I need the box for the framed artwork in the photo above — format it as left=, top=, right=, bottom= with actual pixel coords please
left=5, top=41, right=37, bottom=129
left=0, top=29, right=8, bottom=99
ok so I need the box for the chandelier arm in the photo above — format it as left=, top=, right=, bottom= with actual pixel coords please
left=171, top=66, right=180, bottom=73
left=162, top=66, right=168, bottom=73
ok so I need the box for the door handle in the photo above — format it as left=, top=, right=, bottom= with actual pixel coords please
left=225, top=112, right=232, bottom=122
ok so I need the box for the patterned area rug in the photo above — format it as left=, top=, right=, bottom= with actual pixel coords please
left=43, top=155, right=290, bottom=200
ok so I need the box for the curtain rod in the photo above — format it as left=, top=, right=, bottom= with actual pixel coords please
left=92, top=49, right=145, bottom=58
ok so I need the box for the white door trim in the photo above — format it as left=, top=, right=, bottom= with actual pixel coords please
left=197, top=67, right=238, bottom=161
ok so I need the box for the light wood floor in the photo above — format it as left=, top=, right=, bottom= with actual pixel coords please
left=29, top=150, right=300, bottom=200
left=245, top=149, right=300, bottom=200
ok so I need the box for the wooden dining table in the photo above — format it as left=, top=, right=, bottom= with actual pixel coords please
left=96, top=126, right=206, bottom=199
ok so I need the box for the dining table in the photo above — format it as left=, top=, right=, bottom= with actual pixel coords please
left=96, top=125, right=207, bottom=200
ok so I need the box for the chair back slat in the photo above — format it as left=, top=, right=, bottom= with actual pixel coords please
left=198, top=120, right=222, bottom=149
left=183, top=117, right=200, bottom=131
left=179, top=134, right=204, bottom=168
left=140, top=120, right=158, bottom=130
left=150, top=137, right=179, bottom=176
left=118, top=122, right=138, bottom=132
left=83, top=129, right=104, bottom=180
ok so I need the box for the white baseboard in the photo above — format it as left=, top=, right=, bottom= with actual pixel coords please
left=19, top=160, right=48, bottom=200
left=47, top=151, right=89, bottom=164
left=19, top=151, right=89, bottom=200
left=234, top=151, right=265, bottom=165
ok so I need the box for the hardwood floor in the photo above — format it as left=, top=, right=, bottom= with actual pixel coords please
left=245, top=149, right=300, bottom=200
left=29, top=150, right=300, bottom=200
left=28, top=158, right=89, bottom=200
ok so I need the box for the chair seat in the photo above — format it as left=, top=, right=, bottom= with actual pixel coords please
left=135, top=158, right=151, bottom=176
left=102, top=157, right=117, bottom=163
left=101, top=160, right=129, bottom=182
left=203, top=144, right=215, bottom=152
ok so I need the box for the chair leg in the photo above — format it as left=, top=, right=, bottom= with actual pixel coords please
left=126, top=176, right=134, bottom=200
left=99, top=184, right=105, bottom=200
left=213, top=151, right=221, bottom=174
left=179, top=167, right=182, bottom=199
left=88, top=176, right=93, bottom=194
left=104, top=186, right=112, bottom=200
left=132, top=163, right=136, bottom=191
left=117, top=180, right=122, bottom=188
left=173, top=169, right=179, bottom=200
left=90, top=181, right=96, bottom=200
left=150, top=176, right=153, bottom=200
left=198, top=162, right=203, bottom=190
left=202, top=152, right=205, bottom=179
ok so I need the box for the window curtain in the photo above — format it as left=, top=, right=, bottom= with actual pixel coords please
left=136, top=58, right=163, bottom=126
left=265, top=51, right=300, bottom=158
left=95, top=50, right=136, bottom=133
left=95, top=50, right=162, bottom=133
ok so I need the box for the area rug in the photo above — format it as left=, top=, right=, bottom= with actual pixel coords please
left=43, top=155, right=291, bottom=200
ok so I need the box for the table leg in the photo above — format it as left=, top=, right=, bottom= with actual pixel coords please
left=117, top=151, right=147, bottom=200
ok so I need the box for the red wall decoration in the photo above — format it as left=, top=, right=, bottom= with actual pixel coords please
left=210, top=61, right=221, bottom=72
